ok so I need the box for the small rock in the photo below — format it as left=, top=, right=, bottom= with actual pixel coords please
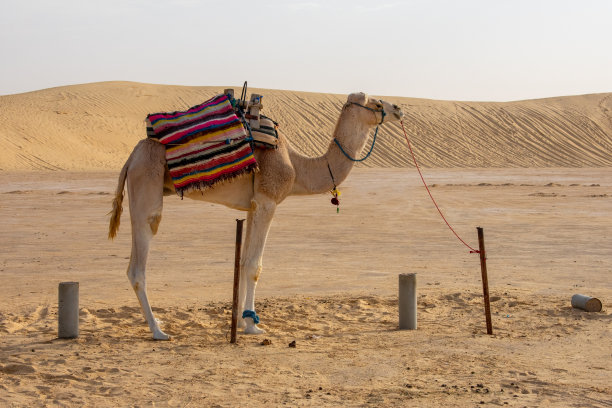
left=288, top=340, right=296, bottom=348
left=261, top=339, right=272, bottom=346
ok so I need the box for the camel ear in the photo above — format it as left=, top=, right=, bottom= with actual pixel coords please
left=347, top=92, right=367, bottom=105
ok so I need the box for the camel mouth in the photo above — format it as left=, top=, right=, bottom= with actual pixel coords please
left=392, top=110, right=403, bottom=120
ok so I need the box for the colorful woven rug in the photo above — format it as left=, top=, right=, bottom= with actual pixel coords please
left=146, top=94, right=258, bottom=196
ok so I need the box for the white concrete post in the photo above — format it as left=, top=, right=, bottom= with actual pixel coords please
left=58, top=282, right=79, bottom=338
left=399, top=273, right=417, bottom=330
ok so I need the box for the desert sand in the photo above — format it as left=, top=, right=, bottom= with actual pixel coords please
left=0, top=83, right=610, bottom=407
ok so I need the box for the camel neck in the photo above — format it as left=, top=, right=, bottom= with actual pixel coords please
left=289, top=109, right=372, bottom=195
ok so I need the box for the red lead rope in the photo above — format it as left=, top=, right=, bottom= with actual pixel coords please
left=400, top=120, right=480, bottom=254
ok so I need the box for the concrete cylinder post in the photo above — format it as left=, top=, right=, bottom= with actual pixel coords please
left=58, top=282, right=79, bottom=338
left=399, top=273, right=417, bottom=330
left=571, top=294, right=602, bottom=312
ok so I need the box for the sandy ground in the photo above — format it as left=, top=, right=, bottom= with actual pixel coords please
left=0, top=168, right=610, bottom=407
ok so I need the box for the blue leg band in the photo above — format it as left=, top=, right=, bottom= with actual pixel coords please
left=242, top=310, right=260, bottom=324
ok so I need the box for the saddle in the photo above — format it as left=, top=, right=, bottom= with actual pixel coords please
left=143, top=84, right=278, bottom=196
left=226, top=88, right=279, bottom=150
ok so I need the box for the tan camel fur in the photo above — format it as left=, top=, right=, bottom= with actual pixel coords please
left=108, top=92, right=403, bottom=340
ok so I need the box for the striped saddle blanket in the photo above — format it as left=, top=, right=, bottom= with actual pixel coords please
left=146, top=94, right=258, bottom=196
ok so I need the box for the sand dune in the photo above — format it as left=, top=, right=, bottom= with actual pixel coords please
left=1, top=81, right=610, bottom=170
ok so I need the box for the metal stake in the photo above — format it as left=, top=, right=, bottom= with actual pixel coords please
left=231, top=219, right=245, bottom=343
left=477, top=227, right=493, bottom=335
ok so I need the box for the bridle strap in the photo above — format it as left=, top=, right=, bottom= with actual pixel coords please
left=346, top=101, right=386, bottom=125
left=333, top=100, right=386, bottom=162
left=334, top=126, right=379, bottom=162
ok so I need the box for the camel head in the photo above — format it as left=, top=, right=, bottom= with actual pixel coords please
left=345, top=92, right=403, bottom=126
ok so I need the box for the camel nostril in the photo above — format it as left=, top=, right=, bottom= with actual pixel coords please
left=393, top=104, right=399, bottom=110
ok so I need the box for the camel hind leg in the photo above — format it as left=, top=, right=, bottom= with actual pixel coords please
left=125, top=139, right=170, bottom=340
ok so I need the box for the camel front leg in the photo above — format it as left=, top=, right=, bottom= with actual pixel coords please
left=239, top=197, right=276, bottom=334
left=236, top=210, right=252, bottom=330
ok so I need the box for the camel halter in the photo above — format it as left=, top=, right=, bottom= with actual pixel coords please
left=328, top=100, right=387, bottom=212
left=333, top=101, right=386, bottom=162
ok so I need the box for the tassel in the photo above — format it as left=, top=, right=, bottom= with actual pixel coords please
left=330, top=188, right=340, bottom=213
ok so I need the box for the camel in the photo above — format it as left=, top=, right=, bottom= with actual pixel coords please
left=108, top=92, right=403, bottom=340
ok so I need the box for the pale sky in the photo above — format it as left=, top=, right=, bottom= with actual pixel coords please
left=1, top=0, right=611, bottom=101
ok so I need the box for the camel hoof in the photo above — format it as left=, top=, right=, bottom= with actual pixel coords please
left=153, top=330, right=171, bottom=341
left=244, top=325, right=265, bottom=335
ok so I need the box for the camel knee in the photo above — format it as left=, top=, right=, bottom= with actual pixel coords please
left=242, top=260, right=262, bottom=282
left=252, top=265, right=262, bottom=282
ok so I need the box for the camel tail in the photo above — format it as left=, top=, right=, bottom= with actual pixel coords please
left=108, top=156, right=130, bottom=240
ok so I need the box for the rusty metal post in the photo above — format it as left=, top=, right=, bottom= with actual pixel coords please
left=231, top=219, right=245, bottom=344
left=477, top=227, right=493, bottom=335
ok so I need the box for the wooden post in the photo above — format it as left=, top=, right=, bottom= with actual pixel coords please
left=230, top=219, right=245, bottom=344
left=477, top=227, right=493, bottom=335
